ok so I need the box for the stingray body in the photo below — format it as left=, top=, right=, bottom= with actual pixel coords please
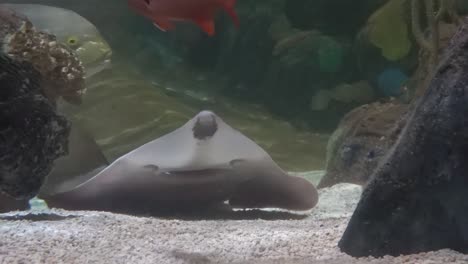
left=41, top=111, right=318, bottom=214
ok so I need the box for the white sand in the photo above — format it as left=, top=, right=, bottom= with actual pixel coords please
left=0, top=183, right=466, bottom=264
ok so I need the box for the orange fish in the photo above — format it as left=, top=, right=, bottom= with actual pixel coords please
left=128, top=0, right=239, bottom=36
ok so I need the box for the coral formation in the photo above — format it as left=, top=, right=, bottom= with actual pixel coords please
left=319, top=101, right=408, bottom=189
left=1, top=6, right=85, bottom=105
left=1, top=3, right=113, bottom=79
left=0, top=52, right=70, bottom=199
left=0, top=7, right=80, bottom=199
left=3, top=23, right=85, bottom=105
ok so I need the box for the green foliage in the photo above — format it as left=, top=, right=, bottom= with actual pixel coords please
left=367, top=0, right=411, bottom=61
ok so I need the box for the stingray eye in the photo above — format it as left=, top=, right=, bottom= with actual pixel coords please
left=144, top=0, right=150, bottom=4
left=144, top=164, right=159, bottom=172
left=230, top=159, right=245, bottom=167
left=66, top=36, right=80, bottom=48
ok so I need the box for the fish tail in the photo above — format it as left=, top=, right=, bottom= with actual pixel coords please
left=222, top=0, right=239, bottom=27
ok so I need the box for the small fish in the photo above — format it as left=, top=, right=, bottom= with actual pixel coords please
left=128, top=0, right=239, bottom=36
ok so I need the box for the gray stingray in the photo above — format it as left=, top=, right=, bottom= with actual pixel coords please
left=40, top=111, right=318, bottom=214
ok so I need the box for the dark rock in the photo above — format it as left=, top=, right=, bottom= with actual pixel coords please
left=339, top=19, right=468, bottom=257
left=318, top=101, right=409, bottom=189
left=0, top=192, right=29, bottom=213
left=0, top=53, right=70, bottom=199
left=0, top=7, right=74, bottom=200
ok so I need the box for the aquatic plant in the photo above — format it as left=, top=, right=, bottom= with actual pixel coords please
left=367, top=0, right=411, bottom=61
left=365, top=0, right=461, bottom=64
left=411, top=0, right=460, bottom=68
left=410, top=0, right=461, bottom=98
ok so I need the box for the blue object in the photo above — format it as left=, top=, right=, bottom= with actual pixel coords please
left=377, top=68, right=408, bottom=97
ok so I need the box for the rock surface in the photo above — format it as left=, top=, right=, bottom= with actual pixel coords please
left=1, top=6, right=86, bottom=105
left=0, top=9, right=74, bottom=199
left=0, top=192, right=29, bottom=213
left=339, top=18, right=468, bottom=257
left=0, top=53, right=69, bottom=199
left=318, top=101, right=408, bottom=188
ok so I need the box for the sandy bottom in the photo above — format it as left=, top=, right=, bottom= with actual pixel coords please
left=1, top=184, right=466, bottom=264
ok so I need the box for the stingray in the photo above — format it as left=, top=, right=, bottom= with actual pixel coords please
left=40, top=110, right=318, bottom=215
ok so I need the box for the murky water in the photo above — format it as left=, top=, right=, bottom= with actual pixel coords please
left=63, top=64, right=329, bottom=172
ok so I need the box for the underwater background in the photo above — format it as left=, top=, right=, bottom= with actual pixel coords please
left=10, top=0, right=461, bottom=174
left=3, top=0, right=468, bottom=263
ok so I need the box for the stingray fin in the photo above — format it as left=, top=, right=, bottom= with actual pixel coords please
left=228, top=171, right=318, bottom=211
left=38, top=165, right=107, bottom=196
